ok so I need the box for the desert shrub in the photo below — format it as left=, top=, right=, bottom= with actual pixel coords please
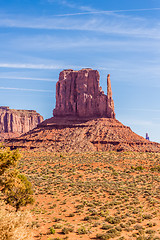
left=50, top=227, right=55, bottom=234
left=150, top=166, right=160, bottom=172
left=131, top=166, right=144, bottom=171
left=0, top=146, right=34, bottom=211
left=61, top=227, right=74, bottom=234
left=68, top=213, right=75, bottom=217
left=77, top=226, right=88, bottom=234
left=0, top=203, right=33, bottom=240
left=53, top=223, right=62, bottom=229
left=105, top=216, right=121, bottom=224
left=143, top=214, right=152, bottom=220
left=145, top=229, right=155, bottom=234
left=101, top=224, right=112, bottom=230
left=3, top=173, right=34, bottom=211
left=83, top=215, right=91, bottom=221
left=96, top=229, right=121, bottom=240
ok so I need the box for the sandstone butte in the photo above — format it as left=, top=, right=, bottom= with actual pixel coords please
left=0, top=106, right=43, bottom=141
left=5, top=68, right=160, bottom=152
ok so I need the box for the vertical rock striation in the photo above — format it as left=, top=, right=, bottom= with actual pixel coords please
left=0, top=106, right=43, bottom=134
left=53, top=68, right=115, bottom=118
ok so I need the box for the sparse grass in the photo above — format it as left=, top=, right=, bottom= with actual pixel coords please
left=15, top=150, right=160, bottom=240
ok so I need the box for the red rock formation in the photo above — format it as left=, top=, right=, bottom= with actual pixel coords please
left=53, top=68, right=115, bottom=118
left=5, top=69, right=160, bottom=153
left=107, top=74, right=115, bottom=119
left=0, top=106, right=43, bottom=138
left=6, top=118, right=160, bottom=152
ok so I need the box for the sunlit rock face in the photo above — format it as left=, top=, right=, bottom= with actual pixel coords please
left=53, top=68, right=115, bottom=119
left=0, top=106, right=43, bottom=134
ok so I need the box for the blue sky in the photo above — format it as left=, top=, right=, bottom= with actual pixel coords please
left=0, top=0, right=160, bottom=143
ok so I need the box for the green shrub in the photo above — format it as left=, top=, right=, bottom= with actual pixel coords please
left=77, top=226, right=88, bottom=234
left=105, top=216, right=121, bottom=224
left=50, top=227, right=55, bottom=234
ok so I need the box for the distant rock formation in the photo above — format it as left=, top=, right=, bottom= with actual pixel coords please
left=5, top=69, right=160, bottom=153
left=53, top=68, right=115, bottom=119
left=0, top=106, right=43, bottom=138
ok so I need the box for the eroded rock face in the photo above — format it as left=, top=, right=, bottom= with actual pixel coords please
left=0, top=106, right=43, bottom=134
left=53, top=68, right=115, bottom=118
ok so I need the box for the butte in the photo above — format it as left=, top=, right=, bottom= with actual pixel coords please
left=6, top=68, right=160, bottom=152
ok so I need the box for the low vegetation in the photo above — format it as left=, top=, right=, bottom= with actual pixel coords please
left=17, top=150, right=160, bottom=240
left=0, top=144, right=34, bottom=239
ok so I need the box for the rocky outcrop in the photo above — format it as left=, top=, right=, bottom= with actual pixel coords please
left=53, top=68, right=115, bottom=118
left=6, top=118, right=160, bottom=152
left=0, top=106, right=43, bottom=136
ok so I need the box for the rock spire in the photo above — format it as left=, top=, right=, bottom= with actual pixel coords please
left=53, top=68, right=115, bottom=119
left=107, top=74, right=115, bottom=119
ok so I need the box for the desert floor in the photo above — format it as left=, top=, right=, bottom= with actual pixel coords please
left=19, top=150, right=160, bottom=240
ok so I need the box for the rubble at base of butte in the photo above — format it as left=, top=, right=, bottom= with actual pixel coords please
left=5, top=68, right=160, bottom=152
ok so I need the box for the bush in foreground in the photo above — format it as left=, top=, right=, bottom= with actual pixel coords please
left=0, top=203, right=33, bottom=240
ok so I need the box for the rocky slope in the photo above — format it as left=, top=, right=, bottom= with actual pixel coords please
left=6, top=117, right=160, bottom=153
left=0, top=106, right=43, bottom=140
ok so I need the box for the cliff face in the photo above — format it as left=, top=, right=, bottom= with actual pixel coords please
left=53, top=68, right=115, bottom=118
left=0, top=106, right=43, bottom=135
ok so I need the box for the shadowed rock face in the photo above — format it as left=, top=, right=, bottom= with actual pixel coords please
left=0, top=106, right=43, bottom=135
left=53, top=68, right=115, bottom=119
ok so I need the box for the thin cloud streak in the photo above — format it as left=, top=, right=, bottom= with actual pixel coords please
left=55, top=8, right=160, bottom=16
left=0, top=87, right=54, bottom=92
left=0, top=63, right=84, bottom=70
left=0, top=63, right=63, bottom=70
left=0, top=76, right=56, bottom=82
left=1, top=14, right=160, bottom=39
left=10, top=35, right=159, bottom=52
left=126, top=108, right=160, bottom=112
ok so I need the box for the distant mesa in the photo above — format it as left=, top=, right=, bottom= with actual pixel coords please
left=4, top=69, right=160, bottom=152
left=0, top=106, right=43, bottom=140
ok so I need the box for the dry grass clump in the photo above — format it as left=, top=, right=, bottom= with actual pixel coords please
left=0, top=202, right=33, bottom=240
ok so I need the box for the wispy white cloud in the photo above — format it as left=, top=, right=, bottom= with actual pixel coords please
left=47, top=0, right=96, bottom=12
left=47, top=0, right=160, bottom=15
left=0, top=63, right=63, bottom=70
left=0, top=13, right=160, bottom=39
left=0, top=87, right=54, bottom=92
left=0, top=76, right=56, bottom=82
left=9, top=35, right=159, bottom=52
left=126, top=108, right=160, bottom=112
left=55, top=8, right=160, bottom=16
left=0, top=62, right=84, bottom=70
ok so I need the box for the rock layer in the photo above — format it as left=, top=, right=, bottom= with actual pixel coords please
left=53, top=68, right=115, bottom=118
left=5, top=117, right=160, bottom=152
left=0, top=106, right=43, bottom=138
